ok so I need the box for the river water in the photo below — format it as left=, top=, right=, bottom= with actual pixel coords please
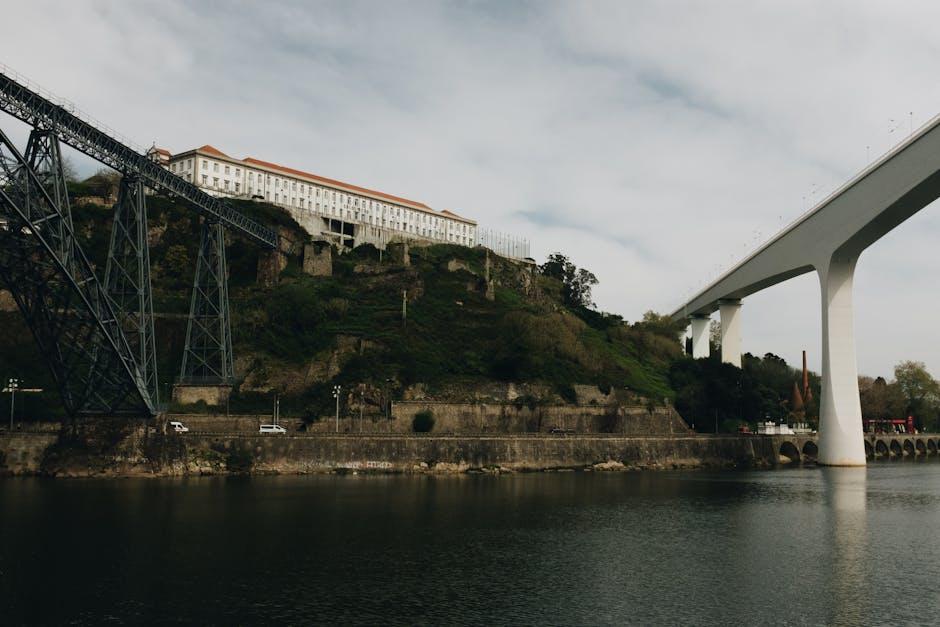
left=1, top=464, right=939, bottom=626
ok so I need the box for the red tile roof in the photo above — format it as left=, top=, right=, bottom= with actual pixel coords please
left=242, top=156, right=432, bottom=211
left=197, top=144, right=230, bottom=158
left=440, top=209, right=469, bottom=220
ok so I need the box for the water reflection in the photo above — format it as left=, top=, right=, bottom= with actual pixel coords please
left=821, top=467, right=869, bottom=626
left=3, top=467, right=940, bottom=625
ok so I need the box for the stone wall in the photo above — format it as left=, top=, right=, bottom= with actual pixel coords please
left=365, top=401, right=691, bottom=435
left=172, top=385, right=232, bottom=407
left=179, top=433, right=778, bottom=474
left=302, top=242, right=332, bottom=276
left=0, top=433, right=58, bottom=474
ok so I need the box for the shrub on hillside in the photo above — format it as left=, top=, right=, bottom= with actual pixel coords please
left=555, top=383, right=578, bottom=404
left=412, top=410, right=435, bottom=433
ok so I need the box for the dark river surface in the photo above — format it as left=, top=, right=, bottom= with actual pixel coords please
left=2, top=464, right=939, bottom=626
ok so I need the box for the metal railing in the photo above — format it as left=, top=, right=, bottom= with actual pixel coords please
left=478, top=227, right=531, bottom=260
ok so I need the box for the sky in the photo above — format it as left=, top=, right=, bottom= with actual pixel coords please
left=3, top=0, right=940, bottom=379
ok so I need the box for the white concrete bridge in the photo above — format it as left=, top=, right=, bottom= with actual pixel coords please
left=671, top=113, right=940, bottom=466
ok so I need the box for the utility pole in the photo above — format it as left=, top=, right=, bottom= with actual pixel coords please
left=359, top=384, right=364, bottom=433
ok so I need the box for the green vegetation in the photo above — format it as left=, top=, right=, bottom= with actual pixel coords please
left=670, top=352, right=820, bottom=433
left=0, top=185, right=685, bottom=423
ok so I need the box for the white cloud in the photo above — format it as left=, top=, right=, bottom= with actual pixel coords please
left=3, top=0, right=940, bottom=378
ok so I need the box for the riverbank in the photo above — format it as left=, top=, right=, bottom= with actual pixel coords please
left=0, top=426, right=802, bottom=477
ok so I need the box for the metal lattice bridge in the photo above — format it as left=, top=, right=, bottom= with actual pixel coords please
left=0, top=67, right=278, bottom=417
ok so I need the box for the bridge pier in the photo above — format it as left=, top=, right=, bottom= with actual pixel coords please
left=718, top=299, right=742, bottom=367
left=690, top=315, right=710, bottom=358
left=817, top=256, right=866, bottom=466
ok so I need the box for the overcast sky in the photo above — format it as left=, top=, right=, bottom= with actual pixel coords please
left=4, top=0, right=940, bottom=379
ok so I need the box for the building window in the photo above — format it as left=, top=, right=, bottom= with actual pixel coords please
left=213, top=163, right=219, bottom=173
left=235, top=183, right=240, bottom=193
left=202, top=175, right=208, bottom=185
left=224, top=180, right=230, bottom=190
left=202, top=161, right=207, bottom=170
left=235, top=169, right=240, bottom=177
left=213, top=177, right=219, bottom=187
left=224, top=165, right=230, bottom=175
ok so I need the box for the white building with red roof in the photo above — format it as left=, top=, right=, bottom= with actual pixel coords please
left=160, top=144, right=477, bottom=249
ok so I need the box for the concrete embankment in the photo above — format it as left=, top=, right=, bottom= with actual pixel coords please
left=0, top=429, right=784, bottom=476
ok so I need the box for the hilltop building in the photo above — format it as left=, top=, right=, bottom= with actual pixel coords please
left=155, top=144, right=479, bottom=251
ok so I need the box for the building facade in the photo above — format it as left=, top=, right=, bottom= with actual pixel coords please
left=158, top=145, right=477, bottom=250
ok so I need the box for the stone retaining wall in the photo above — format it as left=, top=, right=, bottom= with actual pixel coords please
left=302, top=402, right=691, bottom=435
left=178, top=434, right=774, bottom=474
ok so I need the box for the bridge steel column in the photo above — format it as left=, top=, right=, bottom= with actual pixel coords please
left=179, top=220, right=234, bottom=385
left=104, top=175, right=159, bottom=408
left=690, top=315, right=710, bottom=359
left=718, top=299, right=742, bottom=367
left=817, top=255, right=865, bottom=466
left=0, top=127, right=154, bottom=416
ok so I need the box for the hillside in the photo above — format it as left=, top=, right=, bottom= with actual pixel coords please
left=0, top=188, right=684, bottom=422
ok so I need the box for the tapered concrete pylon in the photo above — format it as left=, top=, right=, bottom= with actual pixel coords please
left=690, top=315, right=710, bottom=358
left=817, top=256, right=866, bottom=466
left=719, top=299, right=742, bottom=367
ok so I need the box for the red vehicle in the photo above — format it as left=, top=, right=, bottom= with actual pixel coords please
left=863, top=415, right=915, bottom=434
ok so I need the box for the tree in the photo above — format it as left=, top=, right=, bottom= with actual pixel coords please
left=539, top=252, right=598, bottom=308
left=893, top=360, right=940, bottom=430
left=709, top=320, right=721, bottom=352
left=84, top=167, right=120, bottom=199
left=61, top=156, right=79, bottom=182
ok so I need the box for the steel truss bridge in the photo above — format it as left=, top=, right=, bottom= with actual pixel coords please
left=0, top=68, right=278, bottom=417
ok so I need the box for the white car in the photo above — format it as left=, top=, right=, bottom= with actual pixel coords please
left=169, top=421, right=189, bottom=433
left=259, top=424, right=287, bottom=434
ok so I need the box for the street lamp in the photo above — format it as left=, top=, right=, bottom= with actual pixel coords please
left=332, top=385, right=342, bottom=433
left=5, top=378, right=19, bottom=430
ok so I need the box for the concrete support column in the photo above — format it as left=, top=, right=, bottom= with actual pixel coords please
left=718, top=299, right=742, bottom=367
left=690, top=315, right=710, bottom=359
left=817, top=256, right=866, bottom=466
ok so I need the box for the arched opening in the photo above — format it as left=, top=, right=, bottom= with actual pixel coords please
left=875, top=440, right=889, bottom=458
left=802, top=441, right=818, bottom=462
left=903, top=440, right=915, bottom=457
left=890, top=440, right=903, bottom=457
left=864, top=440, right=874, bottom=459
left=779, top=441, right=801, bottom=464
left=916, top=439, right=927, bottom=455
left=928, top=439, right=938, bottom=455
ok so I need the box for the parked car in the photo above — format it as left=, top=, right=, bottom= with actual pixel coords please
left=169, top=421, right=189, bottom=433
left=259, top=424, right=287, bottom=434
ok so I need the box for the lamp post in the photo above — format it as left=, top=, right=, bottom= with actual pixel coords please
left=332, top=385, right=341, bottom=433
left=6, top=378, right=19, bottom=430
